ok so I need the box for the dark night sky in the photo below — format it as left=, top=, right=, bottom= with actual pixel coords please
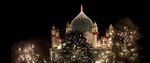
left=2, top=0, right=149, bottom=63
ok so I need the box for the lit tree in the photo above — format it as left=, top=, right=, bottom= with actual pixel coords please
left=113, top=17, right=141, bottom=63
left=94, top=50, right=114, bottom=63
left=12, top=41, right=39, bottom=63
left=11, top=39, right=49, bottom=63
left=59, top=31, right=94, bottom=63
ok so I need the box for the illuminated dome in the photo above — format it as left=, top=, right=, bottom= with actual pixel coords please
left=71, top=6, right=93, bottom=33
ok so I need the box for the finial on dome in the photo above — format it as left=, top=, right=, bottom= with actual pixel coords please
left=80, top=4, right=83, bottom=12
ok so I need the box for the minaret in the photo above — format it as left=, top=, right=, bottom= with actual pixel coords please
left=107, top=24, right=114, bottom=49
left=105, top=24, right=114, bottom=37
left=51, top=24, right=56, bottom=36
left=51, top=25, right=61, bottom=48
left=55, top=29, right=61, bottom=49
left=109, top=24, right=114, bottom=36
left=92, top=22, right=98, bottom=32
left=92, top=22, right=99, bottom=48
left=56, top=29, right=59, bottom=37
left=51, top=25, right=56, bottom=48
left=66, top=21, right=72, bottom=33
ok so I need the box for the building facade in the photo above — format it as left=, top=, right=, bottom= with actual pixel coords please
left=50, top=5, right=115, bottom=62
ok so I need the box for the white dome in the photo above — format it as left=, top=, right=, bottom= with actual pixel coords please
left=71, top=12, right=93, bottom=33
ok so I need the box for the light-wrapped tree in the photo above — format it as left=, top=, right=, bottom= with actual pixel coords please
left=113, top=17, right=141, bottom=63
left=11, top=39, right=49, bottom=63
left=59, top=31, right=94, bottom=63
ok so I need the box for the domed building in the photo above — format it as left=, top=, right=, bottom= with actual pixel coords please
left=51, top=5, right=100, bottom=49
left=51, top=5, right=114, bottom=49
left=50, top=5, right=115, bottom=62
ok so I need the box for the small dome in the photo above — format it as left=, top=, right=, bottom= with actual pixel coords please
left=71, top=11, right=93, bottom=33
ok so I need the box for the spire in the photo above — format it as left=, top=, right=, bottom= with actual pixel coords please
left=52, top=24, right=55, bottom=29
left=80, top=4, right=83, bottom=12
left=109, top=24, right=113, bottom=29
left=93, top=21, right=97, bottom=26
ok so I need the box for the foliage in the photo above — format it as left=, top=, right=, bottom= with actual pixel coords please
left=59, top=31, right=94, bottom=63
left=113, top=17, right=141, bottom=63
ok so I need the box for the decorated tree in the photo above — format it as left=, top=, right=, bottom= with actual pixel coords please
left=11, top=39, right=49, bottom=63
left=113, top=17, right=141, bottom=63
left=94, top=50, right=114, bottom=63
left=59, top=31, right=94, bottom=63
